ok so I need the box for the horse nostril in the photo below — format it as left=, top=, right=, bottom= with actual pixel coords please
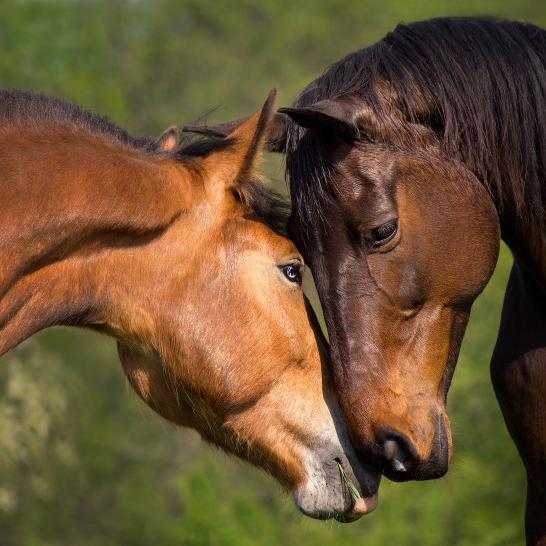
left=377, top=420, right=450, bottom=481
left=383, top=439, right=408, bottom=472
left=378, top=429, right=420, bottom=480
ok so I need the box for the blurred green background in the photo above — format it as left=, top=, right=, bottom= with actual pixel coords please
left=0, top=1, right=542, bottom=545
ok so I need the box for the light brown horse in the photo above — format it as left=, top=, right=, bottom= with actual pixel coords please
left=0, top=89, right=379, bottom=521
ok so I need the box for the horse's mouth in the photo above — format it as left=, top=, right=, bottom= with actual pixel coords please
left=334, top=494, right=379, bottom=521
left=293, top=457, right=380, bottom=522
left=334, top=459, right=379, bottom=522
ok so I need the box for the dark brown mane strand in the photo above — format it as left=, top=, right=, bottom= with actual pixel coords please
left=236, top=180, right=290, bottom=236
left=176, top=136, right=235, bottom=158
left=287, top=16, right=546, bottom=231
left=0, top=90, right=157, bottom=150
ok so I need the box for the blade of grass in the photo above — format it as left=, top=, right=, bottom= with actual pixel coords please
left=336, top=460, right=362, bottom=503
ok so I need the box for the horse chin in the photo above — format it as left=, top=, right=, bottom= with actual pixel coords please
left=292, top=453, right=380, bottom=522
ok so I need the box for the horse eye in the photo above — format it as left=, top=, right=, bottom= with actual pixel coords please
left=370, top=219, right=398, bottom=248
left=281, top=263, right=303, bottom=284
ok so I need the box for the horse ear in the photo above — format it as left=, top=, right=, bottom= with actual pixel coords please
left=155, top=126, right=179, bottom=152
left=156, top=126, right=179, bottom=152
left=279, top=97, right=363, bottom=140
left=197, top=89, right=278, bottom=190
left=183, top=108, right=287, bottom=153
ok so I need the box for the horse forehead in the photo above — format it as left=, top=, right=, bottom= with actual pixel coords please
left=351, top=141, right=396, bottom=173
left=224, top=215, right=296, bottom=255
left=340, top=145, right=478, bottom=209
left=332, top=143, right=397, bottom=196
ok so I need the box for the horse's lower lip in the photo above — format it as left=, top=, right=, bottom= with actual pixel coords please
left=352, top=493, right=379, bottom=515
left=334, top=493, right=379, bottom=523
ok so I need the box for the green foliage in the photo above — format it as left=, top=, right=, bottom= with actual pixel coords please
left=0, top=1, right=539, bottom=544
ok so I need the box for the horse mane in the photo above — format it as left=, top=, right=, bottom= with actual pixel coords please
left=0, top=90, right=158, bottom=150
left=0, top=90, right=290, bottom=235
left=236, top=180, right=290, bottom=236
left=287, top=16, right=546, bottom=229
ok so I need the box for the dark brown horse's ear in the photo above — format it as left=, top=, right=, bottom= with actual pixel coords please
left=155, top=126, right=179, bottom=152
left=279, top=97, right=363, bottom=140
left=183, top=110, right=287, bottom=153
left=197, top=89, right=278, bottom=192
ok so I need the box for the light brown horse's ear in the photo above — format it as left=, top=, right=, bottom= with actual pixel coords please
left=155, top=126, right=179, bottom=152
left=198, top=89, right=278, bottom=190
left=278, top=97, right=363, bottom=140
left=182, top=105, right=287, bottom=153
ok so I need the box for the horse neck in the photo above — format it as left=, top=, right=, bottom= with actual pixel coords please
left=499, top=200, right=546, bottom=290
left=0, top=125, right=191, bottom=355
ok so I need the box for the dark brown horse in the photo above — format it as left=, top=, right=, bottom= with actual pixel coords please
left=186, top=17, right=546, bottom=544
left=0, top=89, right=380, bottom=521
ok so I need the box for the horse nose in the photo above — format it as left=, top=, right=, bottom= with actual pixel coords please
left=377, top=419, right=450, bottom=482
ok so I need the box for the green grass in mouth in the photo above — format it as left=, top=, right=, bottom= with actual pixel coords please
left=336, top=460, right=362, bottom=503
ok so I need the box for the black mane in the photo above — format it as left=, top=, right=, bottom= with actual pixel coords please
left=0, top=90, right=157, bottom=150
left=287, top=17, right=546, bottom=229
